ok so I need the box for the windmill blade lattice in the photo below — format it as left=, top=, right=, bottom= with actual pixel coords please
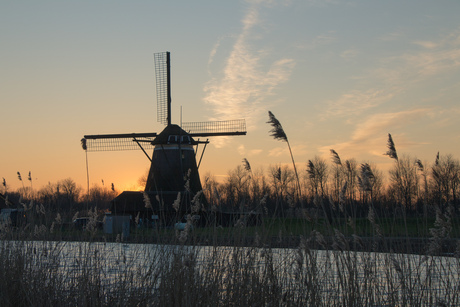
left=182, top=119, right=246, bottom=137
left=154, top=52, right=170, bottom=126
left=83, top=133, right=157, bottom=152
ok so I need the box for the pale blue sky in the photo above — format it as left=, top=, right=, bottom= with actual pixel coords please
left=2, top=0, right=460, bottom=191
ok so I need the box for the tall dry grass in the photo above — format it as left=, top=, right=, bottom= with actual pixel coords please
left=1, top=190, right=460, bottom=306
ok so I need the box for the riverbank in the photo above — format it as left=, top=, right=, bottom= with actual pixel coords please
left=2, top=216, right=458, bottom=256
left=13, top=228, right=457, bottom=257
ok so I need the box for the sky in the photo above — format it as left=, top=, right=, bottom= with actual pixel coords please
left=2, top=0, right=460, bottom=193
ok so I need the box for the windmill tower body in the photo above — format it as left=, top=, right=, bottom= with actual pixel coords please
left=145, top=124, right=202, bottom=195
left=82, top=51, right=246, bottom=223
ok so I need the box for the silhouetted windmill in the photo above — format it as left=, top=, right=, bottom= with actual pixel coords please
left=82, top=52, right=246, bottom=221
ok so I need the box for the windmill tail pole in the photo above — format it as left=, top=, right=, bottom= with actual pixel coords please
left=84, top=149, right=91, bottom=212
left=81, top=138, right=90, bottom=204
left=85, top=150, right=90, bottom=197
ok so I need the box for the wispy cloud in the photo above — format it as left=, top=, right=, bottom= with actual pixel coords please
left=403, top=48, right=460, bottom=77
left=297, top=31, right=337, bottom=51
left=340, top=49, right=360, bottom=61
left=268, top=144, right=308, bottom=158
left=323, top=28, right=460, bottom=120
left=238, top=144, right=263, bottom=156
left=322, top=88, right=397, bottom=119
left=412, top=40, right=438, bottom=49
left=379, top=31, right=460, bottom=83
left=203, top=0, right=295, bottom=147
left=320, top=108, right=433, bottom=158
left=208, top=38, right=222, bottom=68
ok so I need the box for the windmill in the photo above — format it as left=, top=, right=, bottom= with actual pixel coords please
left=82, top=51, right=246, bottom=223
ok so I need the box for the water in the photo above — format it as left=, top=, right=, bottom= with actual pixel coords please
left=3, top=240, right=460, bottom=305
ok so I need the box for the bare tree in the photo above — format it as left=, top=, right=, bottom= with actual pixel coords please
left=202, top=172, right=219, bottom=210
left=330, top=149, right=346, bottom=203
left=416, top=159, right=430, bottom=222
left=431, top=153, right=460, bottom=206
left=344, top=159, right=358, bottom=203
left=358, top=163, right=375, bottom=204
left=88, top=184, right=118, bottom=211
left=58, top=178, right=82, bottom=206
left=241, top=159, right=268, bottom=209
left=269, top=164, right=295, bottom=216
left=306, top=156, right=329, bottom=198
left=388, top=155, right=419, bottom=209
left=223, top=165, right=251, bottom=209
left=384, top=134, right=418, bottom=209
left=357, top=163, right=383, bottom=203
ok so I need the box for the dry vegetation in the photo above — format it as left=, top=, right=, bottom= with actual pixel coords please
left=0, top=199, right=459, bottom=306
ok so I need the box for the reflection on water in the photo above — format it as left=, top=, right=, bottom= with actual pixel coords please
left=4, top=240, right=460, bottom=305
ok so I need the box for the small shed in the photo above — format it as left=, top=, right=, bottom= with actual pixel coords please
left=104, top=214, right=130, bottom=238
left=110, top=190, right=201, bottom=227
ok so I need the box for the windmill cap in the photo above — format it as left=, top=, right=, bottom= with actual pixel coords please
left=152, top=124, right=197, bottom=145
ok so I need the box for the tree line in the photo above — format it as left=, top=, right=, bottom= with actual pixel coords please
left=201, top=133, right=460, bottom=223
left=1, top=146, right=459, bottom=224
left=1, top=177, right=118, bottom=224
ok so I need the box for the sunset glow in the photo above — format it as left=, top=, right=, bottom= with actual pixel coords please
left=2, top=1, right=460, bottom=193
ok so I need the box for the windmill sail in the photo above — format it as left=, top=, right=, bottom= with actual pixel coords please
left=154, top=51, right=171, bottom=126
left=83, top=119, right=246, bottom=152
left=83, top=133, right=157, bottom=152
left=182, top=119, right=246, bottom=137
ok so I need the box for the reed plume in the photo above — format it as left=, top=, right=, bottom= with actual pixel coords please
left=17, top=171, right=25, bottom=193
left=358, top=163, right=374, bottom=192
left=267, top=111, right=287, bottom=141
left=143, top=192, right=152, bottom=209
left=360, top=163, right=374, bottom=180
left=306, top=160, right=315, bottom=179
left=267, top=111, right=301, bottom=200
left=416, top=159, right=424, bottom=172
left=28, top=171, right=33, bottom=192
left=330, top=149, right=342, bottom=166
left=384, top=133, right=398, bottom=161
left=172, top=192, right=181, bottom=212
left=274, top=166, right=282, bottom=181
left=345, top=160, right=352, bottom=173
left=432, top=152, right=441, bottom=183
left=242, top=158, right=251, bottom=172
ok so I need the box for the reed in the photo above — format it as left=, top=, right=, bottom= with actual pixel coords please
left=1, top=189, right=459, bottom=306
left=267, top=111, right=301, bottom=201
